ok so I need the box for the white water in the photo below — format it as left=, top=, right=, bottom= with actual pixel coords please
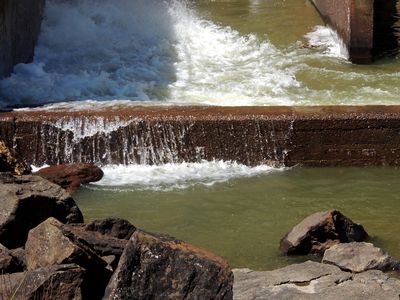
left=0, top=0, right=347, bottom=109
left=90, top=161, right=282, bottom=191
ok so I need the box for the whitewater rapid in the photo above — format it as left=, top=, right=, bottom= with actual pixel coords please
left=0, top=0, right=354, bottom=110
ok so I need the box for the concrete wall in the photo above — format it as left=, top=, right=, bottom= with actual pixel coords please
left=0, top=0, right=45, bottom=78
left=1, top=106, right=400, bottom=167
left=311, top=0, right=374, bottom=64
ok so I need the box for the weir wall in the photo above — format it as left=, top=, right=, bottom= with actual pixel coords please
left=1, top=106, right=400, bottom=167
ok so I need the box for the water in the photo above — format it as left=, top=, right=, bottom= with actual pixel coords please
left=1, top=0, right=400, bottom=109
left=74, top=166, right=400, bottom=270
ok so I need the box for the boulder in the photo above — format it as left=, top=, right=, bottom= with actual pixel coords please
left=0, top=174, right=83, bottom=248
left=0, top=264, right=85, bottom=300
left=279, top=210, right=368, bottom=255
left=35, top=163, right=104, bottom=193
left=104, top=230, right=234, bottom=300
left=322, top=242, right=400, bottom=273
left=0, top=247, right=20, bottom=273
left=233, top=261, right=400, bottom=300
left=65, top=218, right=136, bottom=258
left=25, top=217, right=112, bottom=299
left=0, top=140, right=31, bottom=175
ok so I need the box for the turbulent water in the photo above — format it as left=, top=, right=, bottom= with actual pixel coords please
left=2, top=0, right=400, bottom=109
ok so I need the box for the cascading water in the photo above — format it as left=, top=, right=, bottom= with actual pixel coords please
left=0, top=0, right=370, bottom=110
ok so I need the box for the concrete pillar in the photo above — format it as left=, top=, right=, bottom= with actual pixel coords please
left=311, top=0, right=374, bottom=64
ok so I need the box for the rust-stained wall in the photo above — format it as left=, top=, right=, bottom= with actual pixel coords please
left=1, top=106, right=400, bottom=167
left=311, top=0, right=374, bottom=64
left=0, top=0, right=45, bottom=78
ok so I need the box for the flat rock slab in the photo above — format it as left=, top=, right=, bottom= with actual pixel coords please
left=279, top=209, right=368, bottom=255
left=322, top=242, right=400, bottom=273
left=233, top=261, right=400, bottom=300
left=0, top=174, right=83, bottom=248
left=104, top=229, right=233, bottom=300
left=35, top=163, right=103, bottom=193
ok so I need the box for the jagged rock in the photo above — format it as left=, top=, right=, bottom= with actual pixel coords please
left=8, top=247, right=26, bottom=271
left=279, top=210, right=368, bottom=255
left=0, top=247, right=21, bottom=273
left=25, top=217, right=112, bottom=299
left=233, top=261, right=400, bottom=300
left=0, top=140, right=31, bottom=175
left=104, top=230, right=234, bottom=300
left=322, top=242, right=400, bottom=273
left=0, top=174, right=83, bottom=248
left=0, top=264, right=85, bottom=300
left=35, top=163, right=104, bottom=193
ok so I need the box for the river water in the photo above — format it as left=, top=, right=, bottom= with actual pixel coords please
left=2, top=0, right=400, bottom=270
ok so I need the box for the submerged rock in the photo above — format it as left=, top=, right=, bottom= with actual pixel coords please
left=35, top=163, right=103, bottom=193
left=233, top=261, right=400, bottom=300
left=0, top=140, right=31, bottom=175
left=0, top=174, right=83, bottom=248
left=322, top=242, right=400, bottom=273
left=279, top=209, right=368, bottom=255
left=104, top=230, right=234, bottom=300
left=0, top=264, right=85, bottom=300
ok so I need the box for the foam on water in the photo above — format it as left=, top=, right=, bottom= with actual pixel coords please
left=90, top=161, right=282, bottom=191
left=0, top=0, right=299, bottom=109
left=305, top=26, right=349, bottom=60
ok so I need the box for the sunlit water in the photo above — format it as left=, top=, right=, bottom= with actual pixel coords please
left=74, top=166, right=400, bottom=270
left=1, top=0, right=400, bottom=109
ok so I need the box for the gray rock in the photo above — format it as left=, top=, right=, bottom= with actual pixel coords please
left=280, top=209, right=368, bottom=255
left=0, top=264, right=85, bottom=300
left=322, top=242, right=400, bottom=272
left=0, top=174, right=83, bottom=248
left=104, top=229, right=234, bottom=300
left=233, top=261, right=400, bottom=300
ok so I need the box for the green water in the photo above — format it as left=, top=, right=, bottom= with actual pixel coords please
left=75, top=167, right=400, bottom=270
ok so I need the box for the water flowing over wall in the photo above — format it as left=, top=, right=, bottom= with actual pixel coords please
left=0, top=0, right=45, bottom=78
left=1, top=106, right=400, bottom=167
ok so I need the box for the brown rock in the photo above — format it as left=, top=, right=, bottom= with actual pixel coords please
left=82, top=218, right=136, bottom=240
left=25, top=217, right=112, bottom=299
left=0, top=174, right=83, bottom=248
left=0, top=264, right=84, bottom=300
left=0, top=247, right=21, bottom=273
left=0, top=140, right=31, bottom=175
left=322, top=242, right=400, bottom=273
left=104, top=230, right=233, bottom=300
left=279, top=210, right=368, bottom=255
left=35, top=163, right=103, bottom=193
left=66, top=218, right=136, bottom=258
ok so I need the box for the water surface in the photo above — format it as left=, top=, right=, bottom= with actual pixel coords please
left=75, top=166, right=400, bottom=270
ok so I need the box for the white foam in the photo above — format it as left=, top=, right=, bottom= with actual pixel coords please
left=91, top=161, right=282, bottom=191
left=0, top=0, right=298, bottom=108
left=305, top=25, right=349, bottom=59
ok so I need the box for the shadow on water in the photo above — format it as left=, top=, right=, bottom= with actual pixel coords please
left=0, top=0, right=179, bottom=109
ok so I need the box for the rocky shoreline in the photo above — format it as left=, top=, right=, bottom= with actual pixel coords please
left=1, top=140, right=400, bottom=299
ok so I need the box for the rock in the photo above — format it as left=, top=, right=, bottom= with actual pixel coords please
left=0, top=247, right=21, bottom=273
left=0, top=0, right=45, bottom=78
left=25, top=217, right=112, bottom=299
left=0, top=264, right=85, bottom=300
left=35, top=163, right=104, bottom=193
left=8, top=247, right=26, bottom=271
left=322, top=242, right=400, bottom=273
left=104, top=230, right=234, bottom=300
left=233, top=261, right=400, bottom=300
left=0, top=140, right=31, bottom=175
left=279, top=210, right=368, bottom=255
left=82, top=218, right=136, bottom=240
left=0, top=174, right=83, bottom=248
